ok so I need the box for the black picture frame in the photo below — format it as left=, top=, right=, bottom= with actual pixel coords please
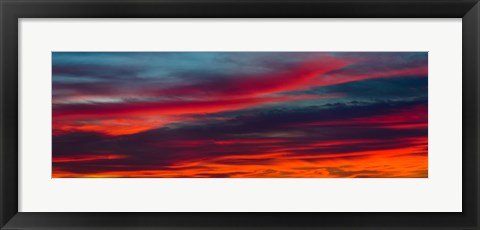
left=1, top=0, right=479, bottom=229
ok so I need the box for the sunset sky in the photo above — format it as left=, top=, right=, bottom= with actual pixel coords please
left=52, top=52, right=428, bottom=178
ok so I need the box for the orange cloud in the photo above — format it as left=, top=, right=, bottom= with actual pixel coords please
left=53, top=138, right=427, bottom=178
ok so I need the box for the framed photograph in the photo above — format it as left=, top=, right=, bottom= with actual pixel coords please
left=1, top=0, right=479, bottom=229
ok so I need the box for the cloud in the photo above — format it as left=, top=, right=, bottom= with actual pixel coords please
left=53, top=99, right=428, bottom=178
left=52, top=52, right=428, bottom=178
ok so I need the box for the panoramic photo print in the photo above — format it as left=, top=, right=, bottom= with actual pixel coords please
left=52, top=52, right=428, bottom=178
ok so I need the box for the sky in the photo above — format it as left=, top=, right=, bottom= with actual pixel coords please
left=52, top=52, right=428, bottom=178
